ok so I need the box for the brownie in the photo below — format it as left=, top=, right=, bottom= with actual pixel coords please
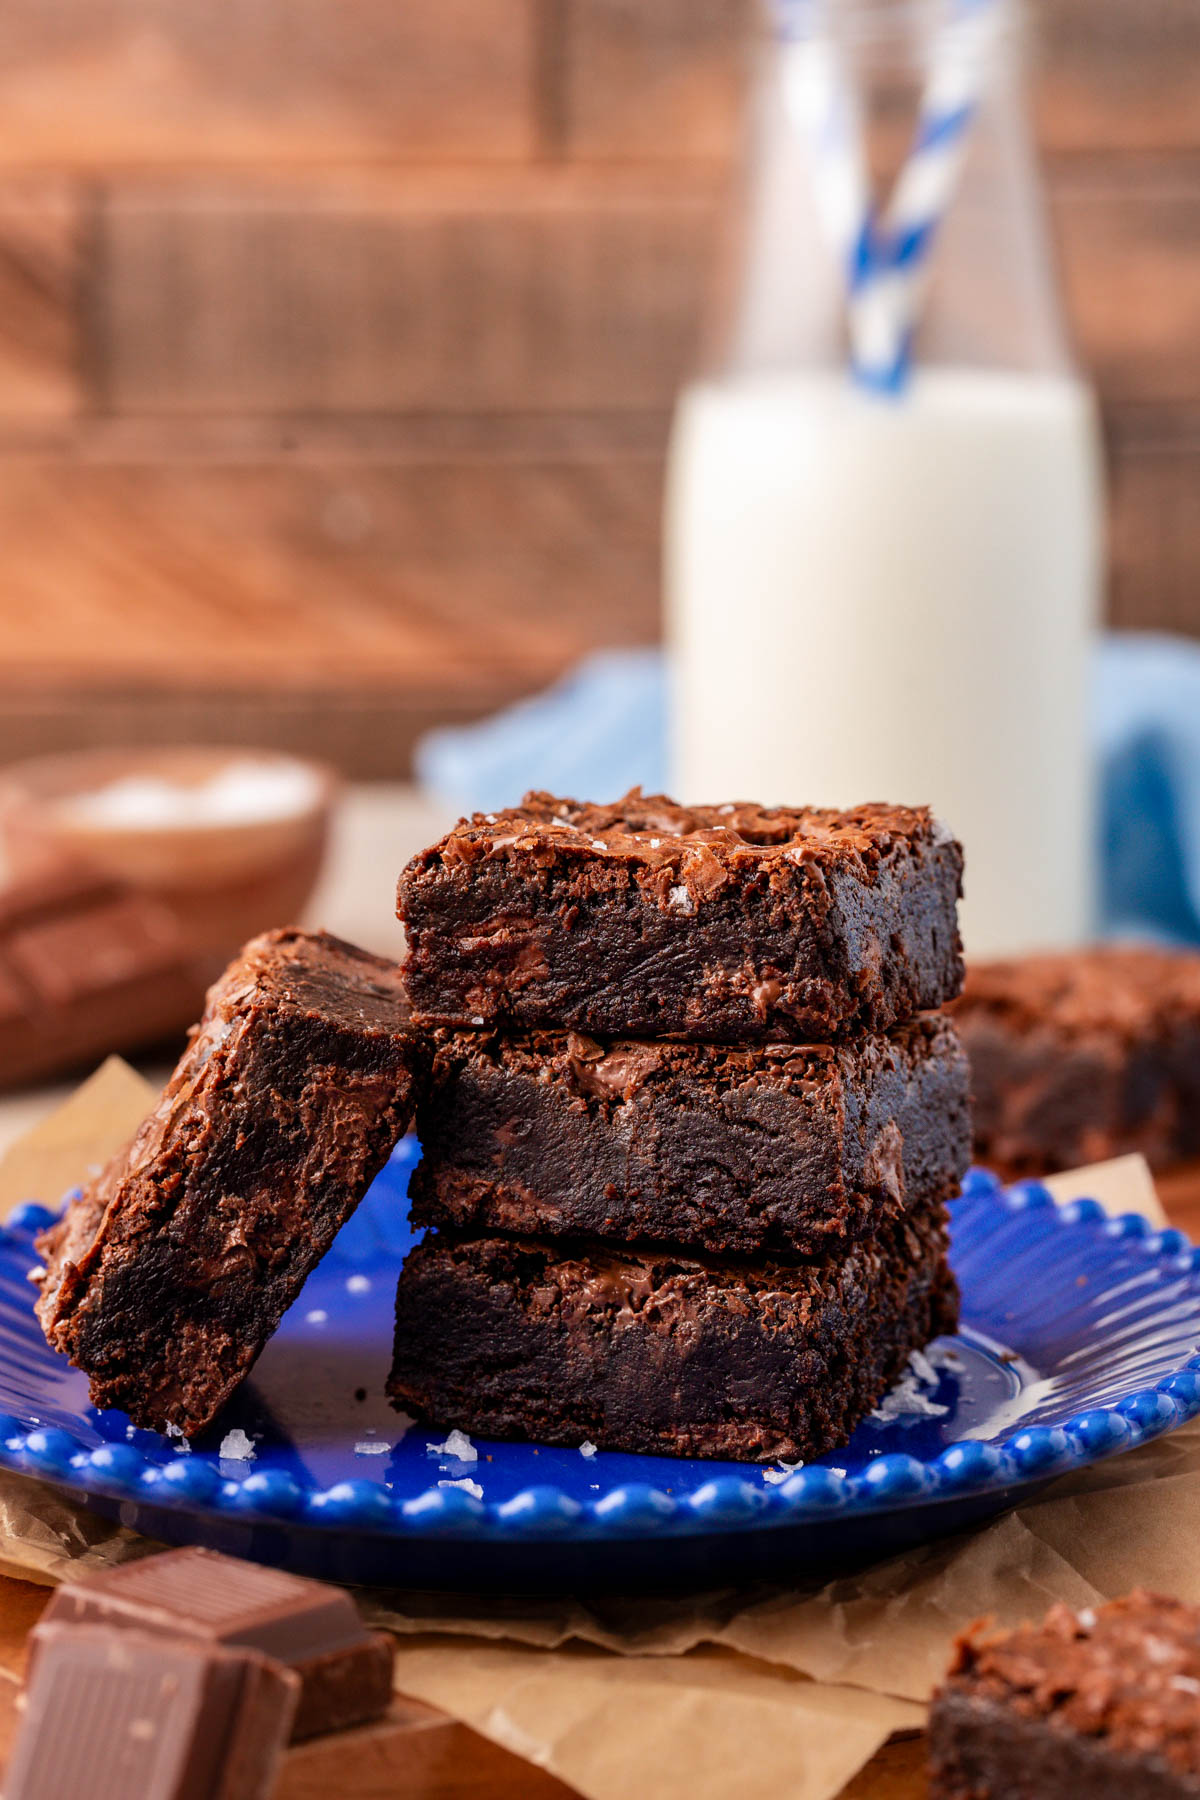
left=36, top=927, right=420, bottom=1437
left=929, top=1592, right=1200, bottom=1799
left=397, top=789, right=963, bottom=1043
left=387, top=1204, right=957, bottom=1462
left=411, top=1012, right=970, bottom=1257
left=952, top=945, right=1200, bottom=1176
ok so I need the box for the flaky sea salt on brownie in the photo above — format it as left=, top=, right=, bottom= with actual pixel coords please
left=388, top=1203, right=957, bottom=1463
left=952, top=945, right=1200, bottom=1176
left=929, top=1592, right=1200, bottom=1800
left=36, top=928, right=420, bottom=1438
left=397, top=789, right=964, bottom=1043
left=411, top=1012, right=970, bottom=1257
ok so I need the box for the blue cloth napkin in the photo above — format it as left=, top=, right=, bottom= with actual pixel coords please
left=416, top=632, right=1200, bottom=946
left=1097, top=633, right=1200, bottom=943
left=415, top=648, right=668, bottom=817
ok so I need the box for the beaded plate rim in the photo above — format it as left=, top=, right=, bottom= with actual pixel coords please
left=0, top=1161, right=1196, bottom=1544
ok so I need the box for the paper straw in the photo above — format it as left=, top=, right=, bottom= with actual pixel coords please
left=781, top=30, right=870, bottom=262
left=850, top=0, right=1000, bottom=390
left=778, top=0, right=1000, bottom=392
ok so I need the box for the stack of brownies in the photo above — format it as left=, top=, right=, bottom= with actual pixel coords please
left=389, top=790, right=972, bottom=1462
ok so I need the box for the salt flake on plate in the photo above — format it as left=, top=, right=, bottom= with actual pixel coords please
left=354, top=1441, right=389, bottom=1457
left=762, top=1460, right=804, bottom=1485
left=579, top=1440, right=598, bottom=1458
left=218, top=1429, right=255, bottom=1461
left=427, top=1428, right=477, bottom=1463
left=869, top=1351, right=950, bottom=1425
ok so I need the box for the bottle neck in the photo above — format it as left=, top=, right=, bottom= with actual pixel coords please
left=702, top=0, right=1069, bottom=387
left=765, top=0, right=1022, bottom=193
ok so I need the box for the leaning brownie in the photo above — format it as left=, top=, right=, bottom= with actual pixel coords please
left=388, top=1204, right=956, bottom=1462
left=398, top=789, right=963, bottom=1043
left=930, top=1592, right=1200, bottom=1799
left=953, top=945, right=1200, bottom=1176
left=36, top=928, right=420, bottom=1437
left=411, top=1013, right=970, bottom=1256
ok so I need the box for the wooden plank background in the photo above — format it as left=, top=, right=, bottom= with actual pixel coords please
left=0, top=0, right=1193, bottom=776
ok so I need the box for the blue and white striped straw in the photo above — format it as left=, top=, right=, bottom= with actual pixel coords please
left=780, top=0, right=1001, bottom=393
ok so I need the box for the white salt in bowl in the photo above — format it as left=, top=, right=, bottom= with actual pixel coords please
left=0, top=747, right=337, bottom=959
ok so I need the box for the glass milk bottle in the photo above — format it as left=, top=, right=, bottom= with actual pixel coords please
left=665, top=0, right=1103, bottom=956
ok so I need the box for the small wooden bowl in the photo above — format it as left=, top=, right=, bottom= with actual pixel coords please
left=0, top=747, right=337, bottom=960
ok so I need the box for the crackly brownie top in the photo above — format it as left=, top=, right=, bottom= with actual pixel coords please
left=954, top=946, right=1200, bottom=1043
left=403, top=789, right=958, bottom=889
left=946, top=1593, right=1200, bottom=1775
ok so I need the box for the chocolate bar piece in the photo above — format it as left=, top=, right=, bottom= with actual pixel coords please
left=7, top=1624, right=297, bottom=1800
left=0, top=866, right=212, bottom=1091
left=398, top=789, right=963, bottom=1043
left=953, top=945, right=1200, bottom=1176
left=35, top=927, right=420, bottom=1437
left=929, top=1591, right=1200, bottom=1799
left=388, top=1205, right=958, bottom=1462
left=37, top=1545, right=395, bottom=1742
left=412, top=1013, right=970, bottom=1256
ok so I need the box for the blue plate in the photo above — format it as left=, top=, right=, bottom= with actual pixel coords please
left=1, top=1148, right=1198, bottom=1590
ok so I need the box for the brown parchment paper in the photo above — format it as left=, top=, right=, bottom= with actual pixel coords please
left=1044, top=1152, right=1168, bottom=1225
left=384, top=1640, right=923, bottom=1800
left=0, top=1075, right=1191, bottom=1800
left=0, top=1056, right=156, bottom=1220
